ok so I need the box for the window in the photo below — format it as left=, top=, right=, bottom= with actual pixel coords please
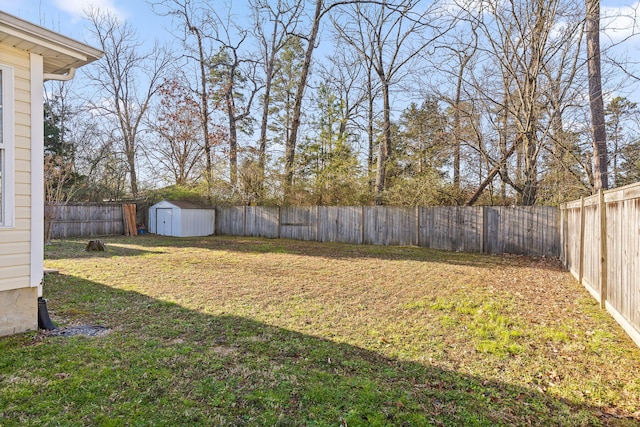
left=0, top=65, right=14, bottom=227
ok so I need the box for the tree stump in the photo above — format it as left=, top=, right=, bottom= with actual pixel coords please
left=85, top=240, right=106, bottom=251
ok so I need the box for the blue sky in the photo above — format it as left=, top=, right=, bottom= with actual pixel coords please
left=3, top=0, right=640, bottom=105
left=3, top=0, right=640, bottom=50
left=0, top=0, right=165, bottom=47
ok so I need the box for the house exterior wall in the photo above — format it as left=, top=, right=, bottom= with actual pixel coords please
left=0, top=44, right=37, bottom=336
left=0, top=44, right=32, bottom=293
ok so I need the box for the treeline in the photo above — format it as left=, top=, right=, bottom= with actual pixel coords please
left=44, top=0, right=640, bottom=207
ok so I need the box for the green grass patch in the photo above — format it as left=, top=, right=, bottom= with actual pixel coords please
left=1, top=235, right=639, bottom=426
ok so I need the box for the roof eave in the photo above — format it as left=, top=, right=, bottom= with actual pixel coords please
left=0, top=11, right=103, bottom=75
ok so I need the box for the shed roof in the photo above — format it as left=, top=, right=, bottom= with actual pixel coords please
left=163, top=200, right=215, bottom=210
left=0, top=11, right=103, bottom=76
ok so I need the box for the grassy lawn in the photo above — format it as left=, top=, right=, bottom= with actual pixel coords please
left=2, top=235, right=640, bottom=426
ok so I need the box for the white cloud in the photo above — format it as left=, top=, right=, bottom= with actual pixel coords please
left=52, top=0, right=127, bottom=22
left=602, top=2, right=640, bottom=45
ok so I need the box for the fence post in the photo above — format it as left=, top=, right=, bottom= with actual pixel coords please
left=415, top=206, right=420, bottom=247
left=360, top=206, right=365, bottom=245
left=316, top=206, right=320, bottom=241
left=561, top=204, right=569, bottom=268
left=277, top=206, right=281, bottom=239
left=242, top=205, right=247, bottom=236
left=579, top=196, right=585, bottom=285
left=481, top=207, right=486, bottom=254
left=599, top=189, right=608, bottom=309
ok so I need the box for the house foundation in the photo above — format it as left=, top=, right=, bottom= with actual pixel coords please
left=0, top=287, right=38, bottom=337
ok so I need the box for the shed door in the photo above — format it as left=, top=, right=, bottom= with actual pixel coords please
left=156, top=208, right=173, bottom=236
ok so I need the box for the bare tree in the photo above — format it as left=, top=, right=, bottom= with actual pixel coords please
left=250, top=0, right=303, bottom=194
left=208, top=13, right=260, bottom=190
left=86, top=7, right=171, bottom=197
left=333, top=1, right=451, bottom=204
left=44, top=155, right=75, bottom=244
left=432, top=27, right=478, bottom=193
left=151, top=0, right=221, bottom=192
left=320, top=41, right=380, bottom=158
left=462, top=0, right=585, bottom=205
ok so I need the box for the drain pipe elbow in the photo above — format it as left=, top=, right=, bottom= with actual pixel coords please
left=38, top=297, right=57, bottom=330
left=43, top=67, right=76, bottom=82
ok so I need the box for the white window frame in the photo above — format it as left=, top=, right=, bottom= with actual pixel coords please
left=0, top=64, right=15, bottom=228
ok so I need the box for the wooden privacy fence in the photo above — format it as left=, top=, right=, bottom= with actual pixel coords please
left=560, top=182, right=640, bottom=347
left=50, top=203, right=128, bottom=238
left=215, top=205, right=560, bottom=257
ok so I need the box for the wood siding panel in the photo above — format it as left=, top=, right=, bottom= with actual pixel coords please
left=0, top=264, right=30, bottom=283
left=0, top=45, right=32, bottom=291
left=0, top=241, right=28, bottom=256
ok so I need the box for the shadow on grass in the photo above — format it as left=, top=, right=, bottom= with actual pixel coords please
left=1, top=273, right=631, bottom=426
left=49, top=234, right=565, bottom=273
left=45, top=238, right=166, bottom=260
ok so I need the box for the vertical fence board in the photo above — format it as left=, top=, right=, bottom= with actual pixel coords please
left=51, top=203, right=125, bottom=238
left=245, top=206, right=279, bottom=238
left=582, top=202, right=601, bottom=296
left=280, top=207, right=317, bottom=241
left=216, top=207, right=244, bottom=236
left=563, top=181, right=640, bottom=348
left=483, top=206, right=559, bottom=257
left=363, top=207, right=415, bottom=246
left=608, top=201, right=621, bottom=312
left=419, top=207, right=482, bottom=252
left=317, top=206, right=363, bottom=244
left=565, top=205, right=582, bottom=279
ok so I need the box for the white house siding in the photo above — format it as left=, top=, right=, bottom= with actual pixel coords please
left=0, top=44, right=37, bottom=334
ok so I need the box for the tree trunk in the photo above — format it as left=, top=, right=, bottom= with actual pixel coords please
left=227, top=92, right=238, bottom=189
left=191, top=27, right=213, bottom=200
left=285, top=0, right=323, bottom=193
left=258, top=62, right=273, bottom=194
left=367, top=71, right=375, bottom=188
left=452, top=52, right=471, bottom=191
left=374, top=80, right=391, bottom=205
left=467, top=137, right=521, bottom=206
left=126, top=140, right=138, bottom=196
left=586, top=0, right=608, bottom=191
left=521, top=136, right=538, bottom=205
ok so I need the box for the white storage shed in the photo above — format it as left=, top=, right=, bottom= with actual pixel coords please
left=148, top=200, right=216, bottom=237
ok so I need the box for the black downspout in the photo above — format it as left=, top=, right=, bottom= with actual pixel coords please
left=38, top=297, right=56, bottom=330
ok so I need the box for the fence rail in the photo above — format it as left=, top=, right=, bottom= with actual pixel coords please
left=215, top=205, right=560, bottom=257
left=560, top=182, right=640, bottom=347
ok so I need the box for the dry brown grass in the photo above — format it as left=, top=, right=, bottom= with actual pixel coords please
left=2, top=235, right=638, bottom=426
